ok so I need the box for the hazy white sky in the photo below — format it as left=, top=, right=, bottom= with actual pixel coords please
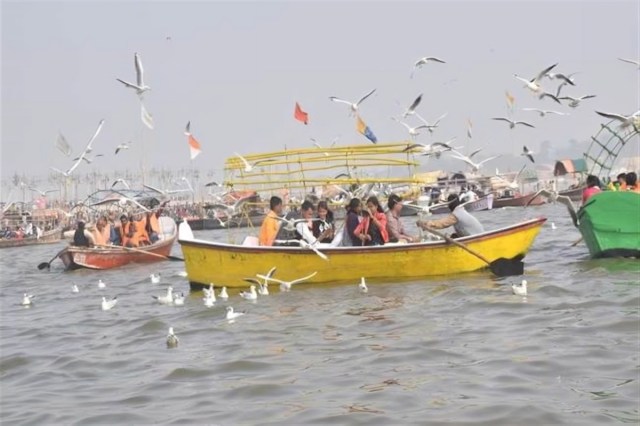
left=2, top=0, right=639, bottom=184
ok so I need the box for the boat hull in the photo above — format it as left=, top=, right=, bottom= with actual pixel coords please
left=179, top=217, right=547, bottom=288
left=493, top=192, right=545, bottom=208
left=187, top=214, right=265, bottom=231
left=578, top=192, right=640, bottom=258
left=0, top=228, right=62, bottom=248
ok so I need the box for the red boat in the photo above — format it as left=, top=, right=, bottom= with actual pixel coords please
left=58, top=217, right=178, bottom=270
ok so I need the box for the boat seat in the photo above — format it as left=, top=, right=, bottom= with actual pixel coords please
left=242, top=235, right=260, bottom=246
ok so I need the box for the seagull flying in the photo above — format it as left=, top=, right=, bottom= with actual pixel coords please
left=491, top=117, right=535, bottom=129
left=522, top=146, right=535, bottom=163
left=391, top=117, right=429, bottom=139
left=28, top=186, right=59, bottom=197
left=166, top=327, right=179, bottom=348
left=512, top=279, right=527, bottom=296
left=514, top=63, right=558, bottom=93
left=111, top=178, right=130, bottom=189
left=450, top=148, right=500, bottom=173
left=522, top=108, right=568, bottom=117
left=403, top=139, right=457, bottom=158
left=50, top=119, right=105, bottom=177
left=256, top=271, right=318, bottom=292
left=274, top=216, right=321, bottom=232
left=101, top=296, right=118, bottom=311
left=115, top=141, right=132, bottom=155
left=116, top=52, right=151, bottom=97
left=415, top=112, right=447, bottom=134
left=411, top=57, right=446, bottom=78
left=329, top=89, right=376, bottom=115
left=401, top=94, right=423, bottom=118
left=595, top=110, right=640, bottom=131
left=233, top=152, right=271, bottom=172
left=618, top=57, right=640, bottom=68
left=558, top=95, right=596, bottom=108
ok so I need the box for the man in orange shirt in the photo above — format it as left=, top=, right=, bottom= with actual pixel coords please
left=259, top=196, right=283, bottom=246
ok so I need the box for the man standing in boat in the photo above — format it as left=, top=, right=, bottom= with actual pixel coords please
left=259, top=196, right=284, bottom=246
left=417, top=194, right=484, bottom=238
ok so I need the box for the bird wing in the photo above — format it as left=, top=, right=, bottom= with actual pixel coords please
left=515, top=121, right=535, bottom=128
left=116, top=78, right=141, bottom=90
left=134, top=53, right=144, bottom=87
left=618, top=57, right=640, bottom=65
left=513, top=163, right=527, bottom=182
left=492, top=117, right=512, bottom=124
left=540, top=92, right=562, bottom=104
left=288, top=271, right=319, bottom=285
left=469, top=149, right=483, bottom=159
left=329, top=97, right=353, bottom=106
left=595, top=111, right=626, bottom=122
left=432, top=112, right=448, bottom=125
left=84, top=119, right=105, bottom=152
left=403, top=143, right=426, bottom=152
left=580, top=95, right=597, bottom=100
left=391, top=117, right=411, bottom=131
left=244, top=278, right=262, bottom=286
left=204, top=181, right=220, bottom=187
left=234, top=152, right=251, bottom=169
left=526, top=154, right=535, bottom=163
left=184, top=121, right=191, bottom=135
left=356, top=88, right=377, bottom=106
left=266, top=266, right=277, bottom=279
left=414, top=125, right=429, bottom=130
left=55, top=133, right=72, bottom=156
left=555, top=73, right=575, bottom=85
left=407, top=94, right=423, bottom=114
left=50, top=167, right=68, bottom=177
left=534, top=63, right=558, bottom=82
left=477, top=155, right=500, bottom=166
left=426, top=57, right=446, bottom=63
left=522, top=108, right=542, bottom=113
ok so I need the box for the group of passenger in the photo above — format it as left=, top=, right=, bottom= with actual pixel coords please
left=1, top=223, right=43, bottom=240
left=72, top=210, right=163, bottom=248
left=583, top=171, right=640, bottom=204
left=258, top=192, right=485, bottom=247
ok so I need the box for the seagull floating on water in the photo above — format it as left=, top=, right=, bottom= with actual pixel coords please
left=98, top=279, right=106, bottom=289
left=173, top=292, right=185, bottom=306
left=329, top=88, right=376, bottom=115
left=203, top=283, right=215, bottom=299
left=203, top=292, right=216, bottom=308
left=512, top=280, right=527, bottom=296
left=240, top=285, right=258, bottom=301
left=551, top=222, right=557, bottom=230
left=22, top=293, right=34, bottom=306
left=166, top=327, right=179, bottom=348
left=101, top=296, right=118, bottom=311
left=219, top=287, right=229, bottom=300
left=226, top=306, right=245, bottom=321
left=72, top=284, right=79, bottom=293
left=116, top=52, right=151, bottom=97
left=150, top=273, right=161, bottom=284
left=153, top=286, right=174, bottom=305
left=359, top=277, right=368, bottom=293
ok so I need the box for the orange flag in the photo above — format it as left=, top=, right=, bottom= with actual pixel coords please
left=188, top=134, right=201, bottom=160
left=505, top=91, right=516, bottom=110
left=294, top=102, right=309, bottom=125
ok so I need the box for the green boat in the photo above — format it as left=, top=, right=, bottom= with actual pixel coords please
left=578, top=191, right=640, bottom=258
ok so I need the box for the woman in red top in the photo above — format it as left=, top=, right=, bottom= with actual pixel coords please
left=582, top=175, right=602, bottom=204
left=354, top=196, right=389, bottom=246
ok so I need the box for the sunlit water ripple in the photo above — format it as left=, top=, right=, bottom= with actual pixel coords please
left=1, top=204, right=638, bottom=425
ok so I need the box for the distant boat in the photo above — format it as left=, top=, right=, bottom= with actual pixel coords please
left=0, top=207, right=65, bottom=249
left=492, top=191, right=546, bottom=208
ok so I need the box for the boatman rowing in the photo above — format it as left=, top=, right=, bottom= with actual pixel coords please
left=417, top=194, right=484, bottom=238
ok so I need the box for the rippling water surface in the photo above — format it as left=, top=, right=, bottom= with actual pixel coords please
left=1, top=205, right=638, bottom=425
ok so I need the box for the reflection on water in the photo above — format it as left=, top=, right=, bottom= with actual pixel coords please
left=0, top=204, right=638, bottom=424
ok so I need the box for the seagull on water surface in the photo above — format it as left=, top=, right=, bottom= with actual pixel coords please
left=22, top=293, right=34, bottom=306
left=203, top=291, right=216, bottom=308
left=101, top=296, right=118, bottom=311
left=166, top=327, right=179, bottom=348
left=116, top=52, right=151, bottom=97
left=152, top=286, right=174, bottom=305
left=512, top=280, right=527, bottom=296
left=98, top=279, right=106, bottom=289
left=329, top=88, right=377, bottom=115
left=240, top=285, right=258, bottom=301
left=173, top=292, right=185, bottom=306
left=72, top=284, right=79, bottom=293
left=150, top=273, right=161, bottom=284
left=219, top=287, right=229, bottom=300
left=226, top=306, right=245, bottom=321
left=359, top=277, right=368, bottom=293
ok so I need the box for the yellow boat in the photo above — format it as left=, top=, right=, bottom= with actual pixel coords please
left=179, top=217, right=547, bottom=289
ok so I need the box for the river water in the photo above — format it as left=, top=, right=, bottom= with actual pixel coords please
left=1, top=204, right=638, bottom=425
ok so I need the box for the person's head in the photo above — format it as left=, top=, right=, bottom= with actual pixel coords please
left=96, top=217, right=106, bottom=229
left=366, top=196, right=384, bottom=214
left=617, top=173, right=627, bottom=184
left=317, top=201, right=332, bottom=220
left=120, top=214, right=128, bottom=225
left=387, top=193, right=403, bottom=213
left=586, top=175, right=600, bottom=188
left=77, top=221, right=85, bottom=230
left=626, top=172, right=638, bottom=187
left=269, top=196, right=283, bottom=214
left=300, top=200, right=314, bottom=219
left=347, top=198, right=361, bottom=213
left=447, top=194, right=460, bottom=212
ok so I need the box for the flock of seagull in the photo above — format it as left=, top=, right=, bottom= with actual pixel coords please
left=19, top=269, right=530, bottom=349
left=316, top=56, right=639, bottom=175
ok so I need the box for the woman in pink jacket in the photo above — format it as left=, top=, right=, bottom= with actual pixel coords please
left=354, top=196, right=389, bottom=246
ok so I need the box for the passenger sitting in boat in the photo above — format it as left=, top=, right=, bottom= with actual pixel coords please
left=342, top=198, right=362, bottom=247
left=295, top=200, right=318, bottom=245
left=354, top=196, right=389, bottom=246
left=108, top=212, right=121, bottom=245
left=582, top=175, right=602, bottom=204
left=259, top=196, right=284, bottom=246
left=14, top=226, right=24, bottom=240
left=145, top=211, right=161, bottom=243
left=92, top=217, right=111, bottom=246
left=116, top=215, right=129, bottom=246
left=417, top=194, right=484, bottom=238
left=615, top=173, right=627, bottom=191
left=72, top=221, right=93, bottom=247
left=131, top=214, right=151, bottom=246
left=625, top=172, right=640, bottom=193
left=312, top=201, right=335, bottom=244
left=385, top=194, right=417, bottom=243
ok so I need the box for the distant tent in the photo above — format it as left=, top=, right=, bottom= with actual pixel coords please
left=554, top=158, right=587, bottom=176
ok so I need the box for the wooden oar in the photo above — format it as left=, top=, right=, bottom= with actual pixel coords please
left=37, top=247, right=68, bottom=270
left=95, top=245, right=184, bottom=261
left=570, top=237, right=583, bottom=247
left=423, top=228, right=524, bottom=277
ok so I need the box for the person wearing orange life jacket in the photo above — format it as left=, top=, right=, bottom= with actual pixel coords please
left=91, top=217, right=111, bottom=246
left=132, top=213, right=150, bottom=246
left=116, top=215, right=130, bottom=247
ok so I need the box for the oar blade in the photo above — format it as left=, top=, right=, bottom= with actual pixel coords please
left=489, top=254, right=524, bottom=277
left=37, top=262, right=50, bottom=270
